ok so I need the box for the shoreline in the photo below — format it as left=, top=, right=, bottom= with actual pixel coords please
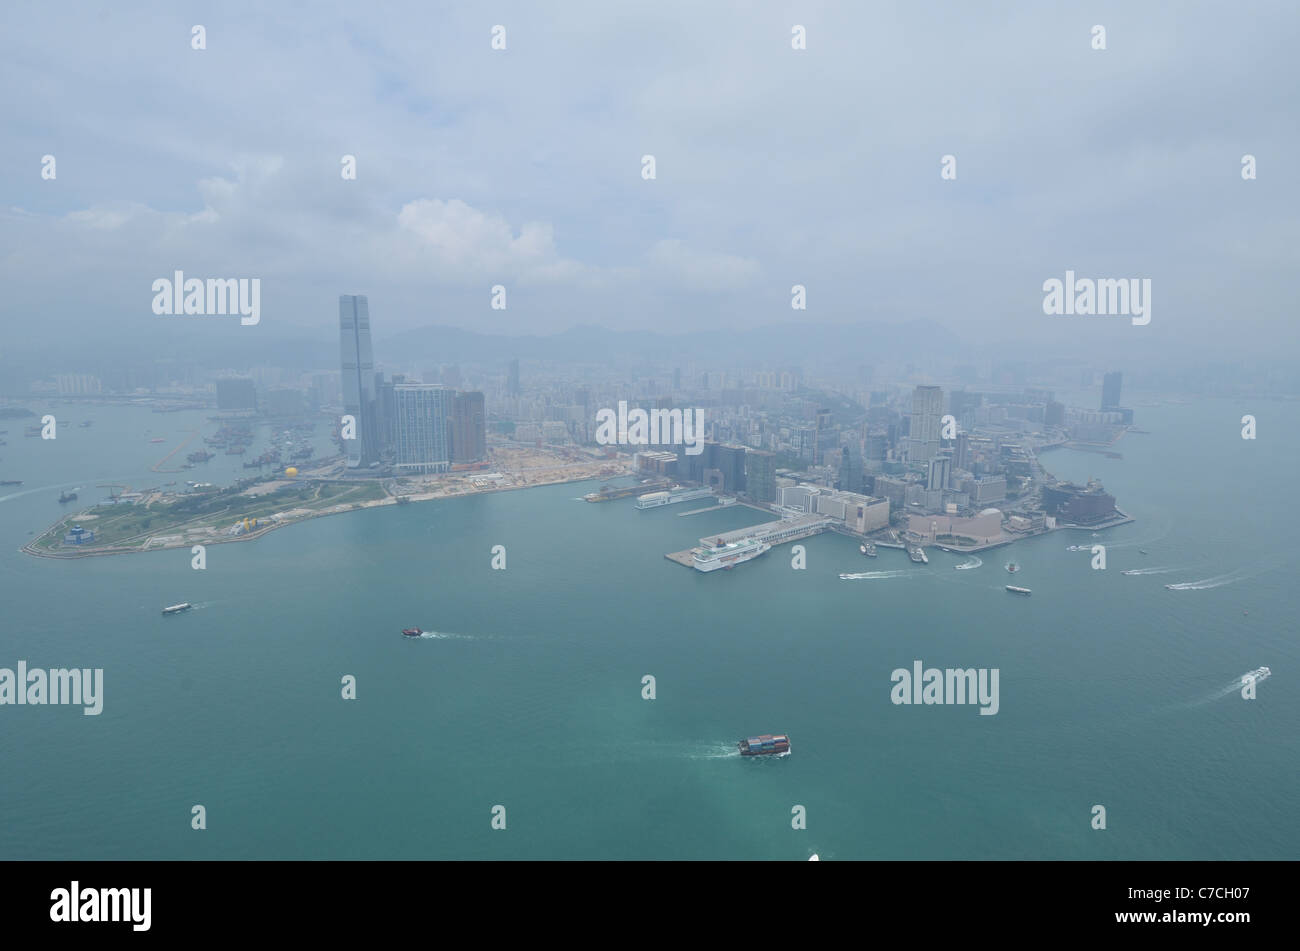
left=21, top=467, right=629, bottom=560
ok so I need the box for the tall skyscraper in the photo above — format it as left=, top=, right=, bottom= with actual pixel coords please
left=909, top=385, right=943, bottom=463
left=953, top=432, right=971, bottom=472
left=718, top=445, right=747, bottom=493
left=339, top=295, right=379, bottom=467
left=507, top=359, right=520, bottom=397
left=393, top=384, right=451, bottom=473
left=839, top=441, right=864, bottom=492
left=450, top=391, right=487, bottom=463
left=745, top=449, right=777, bottom=503
left=927, top=454, right=951, bottom=492
left=1101, top=371, right=1123, bottom=411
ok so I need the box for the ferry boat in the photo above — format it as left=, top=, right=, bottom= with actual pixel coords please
left=692, top=537, right=771, bottom=572
left=1122, top=569, right=1141, bottom=576
left=1005, top=585, right=1032, bottom=595
left=907, top=545, right=928, bottom=564
left=717, top=496, right=737, bottom=507
left=161, top=602, right=192, bottom=615
left=1243, top=666, right=1271, bottom=683
left=739, top=734, right=791, bottom=757
left=1005, top=562, right=1020, bottom=573
left=58, top=491, right=77, bottom=503
left=636, top=486, right=713, bottom=509
left=401, top=628, right=423, bottom=637
left=859, top=543, right=878, bottom=557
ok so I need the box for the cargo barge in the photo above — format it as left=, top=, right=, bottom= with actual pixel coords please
left=739, top=734, right=791, bottom=757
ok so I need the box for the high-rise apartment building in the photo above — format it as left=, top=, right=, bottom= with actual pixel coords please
left=1101, top=372, right=1123, bottom=411
left=909, top=385, right=943, bottom=463
left=450, top=391, right=487, bottom=463
left=393, top=384, right=451, bottom=474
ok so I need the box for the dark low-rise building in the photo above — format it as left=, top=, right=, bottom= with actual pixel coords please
left=1042, top=481, right=1117, bottom=524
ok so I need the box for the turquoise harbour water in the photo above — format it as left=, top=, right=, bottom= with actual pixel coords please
left=0, top=400, right=1296, bottom=859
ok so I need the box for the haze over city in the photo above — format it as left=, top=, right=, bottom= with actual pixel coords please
left=2, top=1, right=1298, bottom=383
left=0, top=3, right=1295, bottom=916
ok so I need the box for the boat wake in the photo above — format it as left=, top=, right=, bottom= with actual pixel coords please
left=0, top=480, right=84, bottom=504
left=954, top=557, right=982, bottom=570
left=688, top=741, right=744, bottom=760
left=416, top=630, right=479, bottom=640
left=839, top=569, right=912, bottom=581
left=1189, top=668, right=1272, bottom=706
left=1164, top=568, right=1251, bottom=591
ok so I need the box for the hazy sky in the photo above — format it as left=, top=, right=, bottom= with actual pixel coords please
left=2, top=1, right=1297, bottom=364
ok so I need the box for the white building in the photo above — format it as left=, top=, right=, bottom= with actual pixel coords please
left=394, top=384, right=451, bottom=474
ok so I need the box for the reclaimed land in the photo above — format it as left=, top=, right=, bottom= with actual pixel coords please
left=24, top=448, right=630, bottom=560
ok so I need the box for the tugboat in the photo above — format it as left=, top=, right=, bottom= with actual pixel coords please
left=739, top=734, right=791, bottom=757
left=58, top=491, right=77, bottom=503
left=1005, top=562, right=1020, bottom=573
left=859, top=543, right=878, bottom=558
left=401, top=628, right=423, bottom=637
